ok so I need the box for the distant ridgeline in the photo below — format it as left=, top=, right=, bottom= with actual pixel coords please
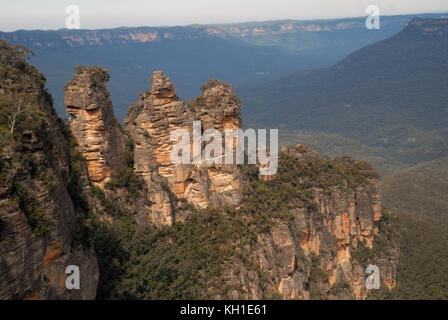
left=241, top=18, right=448, bottom=171
left=0, top=13, right=445, bottom=121
left=4, top=15, right=443, bottom=48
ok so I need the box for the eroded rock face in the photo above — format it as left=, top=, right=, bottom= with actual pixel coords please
left=214, top=146, right=398, bottom=300
left=0, top=199, right=98, bottom=300
left=129, top=71, right=195, bottom=200
left=296, top=179, right=392, bottom=300
left=0, top=80, right=99, bottom=300
left=124, top=72, right=192, bottom=226
left=124, top=72, right=243, bottom=225
left=65, top=66, right=126, bottom=185
left=190, top=79, right=243, bottom=208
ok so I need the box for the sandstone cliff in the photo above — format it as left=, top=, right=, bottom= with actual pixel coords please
left=209, top=146, right=398, bottom=300
left=65, top=66, right=126, bottom=186
left=61, top=67, right=397, bottom=299
left=0, top=43, right=99, bottom=299
left=124, top=72, right=243, bottom=226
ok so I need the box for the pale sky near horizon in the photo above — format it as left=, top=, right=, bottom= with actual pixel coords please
left=1, top=0, right=447, bottom=32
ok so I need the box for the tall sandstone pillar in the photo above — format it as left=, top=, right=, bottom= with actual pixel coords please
left=64, top=66, right=126, bottom=186
left=189, top=79, right=243, bottom=208
left=125, top=72, right=243, bottom=223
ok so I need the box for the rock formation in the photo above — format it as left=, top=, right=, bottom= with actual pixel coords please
left=61, top=67, right=396, bottom=299
left=124, top=72, right=243, bottom=225
left=0, top=55, right=99, bottom=299
left=65, top=66, right=127, bottom=185
left=189, top=79, right=243, bottom=208
left=209, top=146, right=398, bottom=300
left=0, top=41, right=398, bottom=299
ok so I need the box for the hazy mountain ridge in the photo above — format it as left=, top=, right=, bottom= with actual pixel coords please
left=241, top=17, right=448, bottom=171
left=2, top=15, right=444, bottom=49
left=1, top=13, right=445, bottom=122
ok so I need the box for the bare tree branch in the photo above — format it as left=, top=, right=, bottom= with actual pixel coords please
left=6, top=96, right=25, bottom=134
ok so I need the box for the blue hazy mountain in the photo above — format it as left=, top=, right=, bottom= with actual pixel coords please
left=240, top=17, right=448, bottom=169
left=1, top=13, right=445, bottom=120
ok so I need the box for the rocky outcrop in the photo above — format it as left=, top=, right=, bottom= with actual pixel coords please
left=65, top=66, right=126, bottom=185
left=0, top=59, right=99, bottom=299
left=124, top=72, right=243, bottom=225
left=189, top=79, right=243, bottom=208
left=213, top=146, right=398, bottom=300
left=124, top=72, right=192, bottom=226
left=126, top=71, right=194, bottom=199
left=1, top=39, right=398, bottom=300
left=0, top=197, right=98, bottom=299
left=61, top=67, right=397, bottom=299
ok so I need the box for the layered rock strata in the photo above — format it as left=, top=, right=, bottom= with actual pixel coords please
left=64, top=66, right=126, bottom=185
left=1, top=65, right=99, bottom=300
left=212, top=146, right=398, bottom=300
left=124, top=72, right=243, bottom=225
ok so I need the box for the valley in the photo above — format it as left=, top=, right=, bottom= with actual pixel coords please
left=1, top=12, right=448, bottom=301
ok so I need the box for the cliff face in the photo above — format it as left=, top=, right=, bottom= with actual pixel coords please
left=65, top=66, right=127, bottom=185
left=62, top=67, right=397, bottom=299
left=1, top=39, right=398, bottom=300
left=64, top=69, right=243, bottom=227
left=189, top=79, right=243, bottom=208
left=124, top=72, right=243, bottom=225
left=214, top=146, right=398, bottom=300
left=270, top=178, right=388, bottom=300
left=404, top=17, right=448, bottom=37
left=0, top=44, right=99, bottom=299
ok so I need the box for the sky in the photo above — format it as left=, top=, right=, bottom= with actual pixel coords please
left=1, top=0, right=448, bottom=31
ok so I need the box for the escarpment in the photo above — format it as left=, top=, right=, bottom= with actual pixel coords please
left=0, top=42, right=99, bottom=299
left=213, top=146, right=398, bottom=300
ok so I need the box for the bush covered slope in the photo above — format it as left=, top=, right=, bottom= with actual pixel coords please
left=242, top=18, right=448, bottom=170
